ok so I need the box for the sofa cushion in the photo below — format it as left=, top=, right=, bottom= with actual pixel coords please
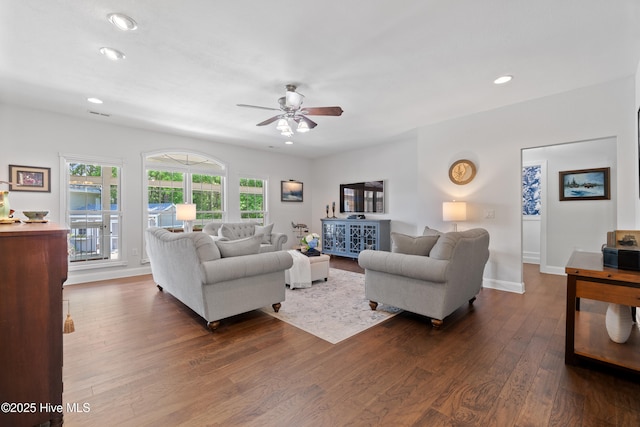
left=391, top=232, right=439, bottom=256
left=218, top=223, right=240, bottom=240
left=215, top=234, right=263, bottom=258
left=255, top=223, right=274, bottom=244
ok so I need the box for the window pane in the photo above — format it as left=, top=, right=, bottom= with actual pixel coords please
left=68, top=163, right=121, bottom=263
left=240, top=177, right=266, bottom=225
left=147, top=170, right=184, bottom=229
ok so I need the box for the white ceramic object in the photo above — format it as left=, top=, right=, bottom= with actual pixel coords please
left=605, top=303, right=633, bottom=344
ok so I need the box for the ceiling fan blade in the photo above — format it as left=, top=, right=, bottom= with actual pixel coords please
left=300, top=106, right=344, bottom=116
left=296, top=115, right=318, bottom=129
left=237, top=103, right=281, bottom=112
left=256, top=115, right=282, bottom=126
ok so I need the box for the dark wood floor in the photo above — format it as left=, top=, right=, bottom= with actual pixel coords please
left=61, top=261, right=640, bottom=426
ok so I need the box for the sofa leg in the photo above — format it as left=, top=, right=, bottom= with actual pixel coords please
left=469, top=296, right=476, bottom=305
left=272, top=302, right=281, bottom=313
left=369, top=301, right=378, bottom=311
left=431, top=319, right=443, bottom=329
left=207, top=320, right=220, bottom=331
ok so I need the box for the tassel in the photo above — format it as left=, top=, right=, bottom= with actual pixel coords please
left=63, top=299, right=75, bottom=334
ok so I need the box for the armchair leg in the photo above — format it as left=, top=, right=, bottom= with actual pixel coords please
left=469, top=296, right=476, bottom=305
left=431, top=319, right=443, bottom=329
left=369, top=301, right=378, bottom=311
left=207, top=320, right=220, bottom=331
left=156, top=284, right=163, bottom=291
left=272, top=302, right=281, bottom=313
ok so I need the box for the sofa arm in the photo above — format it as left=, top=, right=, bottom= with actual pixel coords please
left=202, top=250, right=293, bottom=284
left=358, top=250, right=449, bottom=283
left=271, top=232, right=288, bottom=251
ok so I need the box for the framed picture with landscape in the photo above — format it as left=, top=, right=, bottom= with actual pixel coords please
left=281, top=180, right=303, bottom=202
left=559, top=167, right=610, bottom=201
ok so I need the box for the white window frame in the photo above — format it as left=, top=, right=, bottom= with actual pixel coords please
left=59, top=153, right=126, bottom=271
left=239, top=174, right=268, bottom=225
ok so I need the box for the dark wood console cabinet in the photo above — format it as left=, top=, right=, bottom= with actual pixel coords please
left=0, top=223, right=68, bottom=427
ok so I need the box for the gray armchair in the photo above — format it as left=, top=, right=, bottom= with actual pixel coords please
left=145, top=227, right=293, bottom=330
left=358, top=228, right=489, bottom=329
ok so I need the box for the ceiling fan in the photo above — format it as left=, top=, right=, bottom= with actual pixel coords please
left=237, top=84, right=343, bottom=136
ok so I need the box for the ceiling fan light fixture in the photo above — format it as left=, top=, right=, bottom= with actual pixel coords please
left=285, top=89, right=304, bottom=109
left=276, top=118, right=289, bottom=131
left=99, top=47, right=126, bottom=61
left=281, top=129, right=294, bottom=137
left=297, top=120, right=310, bottom=133
left=107, top=13, right=138, bottom=31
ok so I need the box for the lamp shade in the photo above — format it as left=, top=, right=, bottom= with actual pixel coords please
left=176, top=203, right=196, bottom=221
left=442, top=201, right=467, bottom=222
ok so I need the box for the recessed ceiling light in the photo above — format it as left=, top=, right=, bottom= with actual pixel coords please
left=107, top=13, right=138, bottom=31
left=285, top=141, right=294, bottom=145
left=87, top=97, right=103, bottom=104
left=494, top=75, right=513, bottom=85
left=99, top=47, right=126, bottom=61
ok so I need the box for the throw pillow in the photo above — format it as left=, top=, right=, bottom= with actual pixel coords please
left=391, top=232, right=439, bottom=256
left=422, top=226, right=442, bottom=237
left=215, top=234, right=263, bottom=258
left=218, top=224, right=239, bottom=240
left=255, top=223, right=274, bottom=244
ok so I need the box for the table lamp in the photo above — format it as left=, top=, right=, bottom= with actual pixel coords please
left=176, top=203, right=196, bottom=233
left=442, top=201, right=467, bottom=232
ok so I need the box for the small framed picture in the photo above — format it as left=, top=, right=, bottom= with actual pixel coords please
left=281, top=180, right=303, bottom=202
left=9, top=165, right=51, bottom=192
left=559, top=167, right=610, bottom=201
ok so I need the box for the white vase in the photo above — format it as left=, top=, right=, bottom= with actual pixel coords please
left=605, top=303, right=633, bottom=344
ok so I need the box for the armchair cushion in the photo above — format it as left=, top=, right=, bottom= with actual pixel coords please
left=216, top=234, right=263, bottom=258
left=358, top=250, right=449, bottom=283
left=391, top=232, right=439, bottom=255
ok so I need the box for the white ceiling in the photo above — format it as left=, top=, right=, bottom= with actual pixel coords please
left=2, top=1, right=640, bottom=158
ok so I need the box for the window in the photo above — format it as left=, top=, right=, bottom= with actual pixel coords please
left=62, top=155, right=122, bottom=268
left=145, top=152, right=226, bottom=231
left=239, top=177, right=267, bottom=224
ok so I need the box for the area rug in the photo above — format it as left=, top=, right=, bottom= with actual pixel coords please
left=260, top=268, right=401, bottom=344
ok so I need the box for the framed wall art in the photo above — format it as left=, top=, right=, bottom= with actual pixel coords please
left=559, top=167, right=610, bottom=201
left=281, top=180, right=303, bottom=202
left=9, top=165, right=51, bottom=192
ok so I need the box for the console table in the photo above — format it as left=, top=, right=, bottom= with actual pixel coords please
left=565, top=251, right=640, bottom=374
left=321, top=218, right=390, bottom=258
left=0, top=223, right=68, bottom=427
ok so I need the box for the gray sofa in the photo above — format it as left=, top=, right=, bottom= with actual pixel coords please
left=202, top=221, right=288, bottom=252
left=358, top=227, right=490, bottom=329
left=145, top=227, right=293, bottom=330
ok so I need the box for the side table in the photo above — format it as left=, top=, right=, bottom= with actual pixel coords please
left=565, top=250, right=640, bottom=374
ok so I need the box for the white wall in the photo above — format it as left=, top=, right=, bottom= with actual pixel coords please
left=523, top=138, right=617, bottom=274
left=2, top=76, right=638, bottom=289
left=310, top=131, right=418, bottom=236
left=0, top=104, right=313, bottom=284
left=311, top=77, right=636, bottom=294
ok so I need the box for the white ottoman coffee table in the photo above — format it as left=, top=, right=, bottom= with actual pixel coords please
left=285, top=252, right=330, bottom=288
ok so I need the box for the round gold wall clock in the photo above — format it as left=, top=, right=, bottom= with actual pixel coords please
left=449, top=159, right=476, bottom=185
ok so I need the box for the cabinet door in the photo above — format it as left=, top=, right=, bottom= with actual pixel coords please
left=322, top=222, right=348, bottom=255
left=348, top=222, right=379, bottom=255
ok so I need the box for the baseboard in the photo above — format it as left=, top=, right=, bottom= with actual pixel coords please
left=65, top=266, right=152, bottom=285
left=522, top=251, right=540, bottom=264
left=482, top=278, right=524, bottom=294
left=540, top=264, right=566, bottom=276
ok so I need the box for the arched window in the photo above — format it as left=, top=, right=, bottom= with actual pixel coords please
left=144, top=151, right=226, bottom=231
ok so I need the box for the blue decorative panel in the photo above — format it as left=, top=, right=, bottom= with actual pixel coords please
left=522, top=165, right=541, bottom=216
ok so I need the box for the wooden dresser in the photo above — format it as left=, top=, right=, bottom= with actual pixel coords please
left=0, top=222, right=68, bottom=427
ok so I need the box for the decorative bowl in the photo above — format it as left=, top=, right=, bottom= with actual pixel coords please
left=23, top=210, right=49, bottom=220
